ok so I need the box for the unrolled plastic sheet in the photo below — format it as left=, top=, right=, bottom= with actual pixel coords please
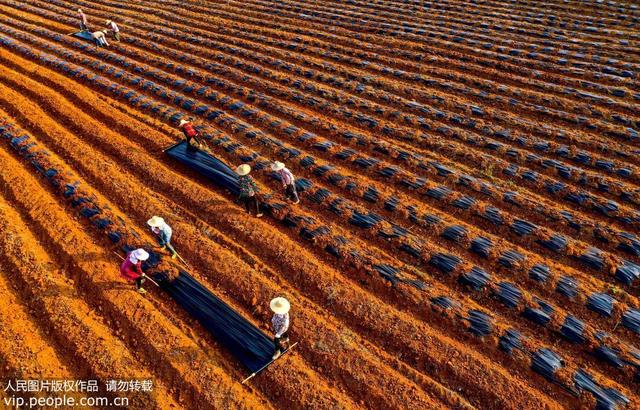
left=72, top=31, right=93, bottom=42
left=156, top=271, right=274, bottom=373
left=165, top=141, right=240, bottom=196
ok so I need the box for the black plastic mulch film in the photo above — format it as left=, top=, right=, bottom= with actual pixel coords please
left=155, top=271, right=274, bottom=373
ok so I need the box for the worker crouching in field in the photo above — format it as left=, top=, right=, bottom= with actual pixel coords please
left=105, top=19, right=120, bottom=42
left=270, top=297, right=291, bottom=360
left=271, top=161, right=299, bottom=204
left=179, top=118, right=203, bottom=147
left=91, top=30, right=109, bottom=47
left=147, top=216, right=177, bottom=259
left=120, top=248, right=149, bottom=294
left=236, top=164, right=263, bottom=218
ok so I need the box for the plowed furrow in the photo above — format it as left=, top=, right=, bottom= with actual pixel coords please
left=1, top=17, right=636, bottom=316
left=0, top=1, right=638, bottom=407
left=210, top=0, right=640, bottom=93
left=109, top=0, right=640, bottom=101
left=33, top=3, right=640, bottom=131
left=271, top=0, right=639, bottom=58
left=0, top=265, right=76, bottom=382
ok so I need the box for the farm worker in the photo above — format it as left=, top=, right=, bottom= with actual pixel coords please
left=78, top=9, right=88, bottom=31
left=236, top=164, right=263, bottom=218
left=179, top=118, right=203, bottom=147
left=120, top=248, right=149, bottom=294
left=91, top=30, right=109, bottom=47
left=270, top=297, right=290, bottom=360
left=105, top=20, right=120, bottom=41
left=271, top=161, right=299, bottom=204
left=147, top=216, right=177, bottom=259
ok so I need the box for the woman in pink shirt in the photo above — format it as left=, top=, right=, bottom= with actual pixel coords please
left=78, top=9, right=88, bottom=31
left=271, top=161, right=299, bottom=204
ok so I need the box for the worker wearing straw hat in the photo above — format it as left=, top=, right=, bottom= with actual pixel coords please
left=270, top=297, right=291, bottom=359
left=178, top=118, right=203, bottom=147
left=105, top=19, right=120, bottom=41
left=236, top=164, right=263, bottom=218
left=120, top=248, right=150, bottom=294
left=271, top=161, right=299, bottom=204
left=147, top=216, right=177, bottom=259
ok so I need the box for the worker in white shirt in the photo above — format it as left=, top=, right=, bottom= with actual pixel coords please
left=91, top=30, right=109, bottom=47
left=105, top=19, right=120, bottom=42
left=270, top=297, right=291, bottom=359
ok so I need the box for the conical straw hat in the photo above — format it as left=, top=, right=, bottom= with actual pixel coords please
left=270, top=297, right=290, bottom=314
left=236, top=164, right=251, bottom=176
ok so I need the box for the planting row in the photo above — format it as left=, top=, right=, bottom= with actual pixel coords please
left=4, top=16, right=640, bottom=321
left=0, top=121, right=266, bottom=409
left=4, top=7, right=639, bottom=242
left=0, top=58, right=570, bottom=409
left=0, top=110, right=459, bottom=408
left=13, top=4, right=635, bottom=266
left=227, top=0, right=640, bottom=88
left=293, top=0, right=640, bottom=44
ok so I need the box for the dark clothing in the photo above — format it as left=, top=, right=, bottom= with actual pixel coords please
left=238, top=175, right=259, bottom=198
left=135, top=276, right=145, bottom=290
left=80, top=22, right=88, bottom=31
left=112, top=31, right=120, bottom=41
left=185, top=134, right=202, bottom=146
left=285, top=184, right=299, bottom=202
left=241, top=195, right=260, bottom=216
left=274, top=331, right=289, bottom=354
left=154, top=234, right=176, bottom=255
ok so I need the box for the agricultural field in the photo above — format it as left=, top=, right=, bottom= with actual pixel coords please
left=0, top=0, right=638, bottom=408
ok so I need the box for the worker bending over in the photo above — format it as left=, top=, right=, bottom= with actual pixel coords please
left=120, top=248, right=149, bottom=294
left=179, top=118, right=203, bottom=147
left=271, top=161, right=299, bottom=204
left=91, top=30, right=109, bottom=47
left=147, top=216, right=177, bottom=259
left=270, top=297, right=291, bottom=360
left=236, top=164, right=263, bottom=218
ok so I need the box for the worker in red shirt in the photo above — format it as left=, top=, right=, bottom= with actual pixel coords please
left=179, top=118, right=203, bottom=147
left=120, top=248, right=150, bottom=294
